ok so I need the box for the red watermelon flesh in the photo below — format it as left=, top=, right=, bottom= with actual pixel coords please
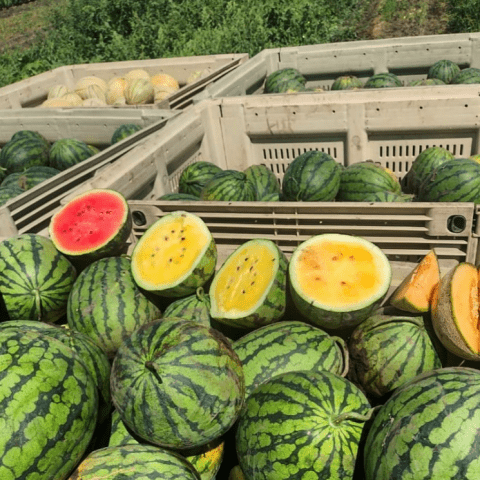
left=49, top=189, right=132, bottom=262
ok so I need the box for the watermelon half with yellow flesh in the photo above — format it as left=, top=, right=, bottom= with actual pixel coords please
left=289, top=233, right=391, bottom=330
left=389, top=249, right=440, bottom=313
left=431, top=262, right=480, bottom=361
left=131, top=211, right=217, bottom=298
left=49, top=189, right=132, bottom=266
left=209, top=238, right=288, bottom=331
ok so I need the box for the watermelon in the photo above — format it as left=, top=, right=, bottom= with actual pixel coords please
left=162, top=286, right=212, bottom=327
left=281, top=150, right=342, bottom=201
left=0, top=136, right=50, bottom=174
left=0, top=233, right=76, bottom=322
left=232, top=320, right=348, bottom=399
left=451, top=67, right=480, bottom=84
left=358, top=190, right=414, bottom=202
left=0, top=328, right=98, bottom=480
left=260, top=192, right=280, bottom=201
left=417, top=157, right=480, bottom=203
left=427, top=59, right=461, bottom=84
left=10, top=129, right=49, bottom=148
left=331, top=75, right=363, bottom=90
left=200, top=170, right=257, bottom=201
left=110, top=317, right=245, bottom=450
left=209, top=238, right=288, bottom=330
left=111, top=123, right=143, bottom=144
left=348, top=314, right=443, bottom=398
left=364, top=72, right=403, bottom=88
left=178, top=161, right=223, bottom=198
left=288, top=233, right=392, bottom=330
left=0, top=184, right=23, bottom=206
left=130, top=210, right=217, bottom=298
left=67, top=255, right=162, bottom=358
left=68, top=444, right=201, bottom=479
left=1, top=165, right=60, bottom=191
left=49, top=188, right=132, bottom=265
left=264, top=68, right=306, bottom=94
left=158, top=192, right=199, bottom=201
left=364, top=367, right=480, bottom=480
left=276, top=81, right=308, bottom=93
left=244, top=164, right=281, bottom=200
left=236, top=370, right=373, bottom=480
left=49, top=138, right=94, bottom=171
left=336, top=162, right=401, bottom=201
left=408, top=78, right=445, bottom=86
left=401, top=145, right=455, bottom=194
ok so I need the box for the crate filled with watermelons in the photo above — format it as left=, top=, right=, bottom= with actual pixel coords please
left=190, top=31, right=480, bottom=101
left=0, top=53, right=249, bottom=110
left=0, top=107, right=179, bottom=239
left=0, top=182, right=479, bottom=479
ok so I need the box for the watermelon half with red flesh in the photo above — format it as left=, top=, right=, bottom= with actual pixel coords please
left=49, top=189, right=132, bottom=265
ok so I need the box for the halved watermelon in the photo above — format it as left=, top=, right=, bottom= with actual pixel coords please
left=49, top=189, right=132, bottom=266
left=289, top=233, right=392, bottom=330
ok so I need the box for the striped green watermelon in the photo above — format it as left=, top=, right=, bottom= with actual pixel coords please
left=401, top=145, right=455, bottom=194
left=111, top=123, right=142, bottom=144
left=0, top=184, right=23, bottom=206
left=364, top=367, right=480, bottom=480
left=233, top=320, right=348, bottom=399
left=49, top=188, right=132, bottom=265
left=10, top=129, right=49, bottom=148
left=331, top=75, right=363, bottom=90
left=276, top=81, right=308, bottom=93
left=261, top=192, right=280, bottom=201
left=264, top=68, right=306, bottom=94
left=163, top=286, right=212, bottom=327
left=348, top=314, right=443, bottom=398
left=159, top=192, right=199, bottom=201
left=1, top=165, right=60, bottom=191
left=200, top=170, right=257, bottom=201
left=0, top=233, right=77, bottom=322
left=49, top=138, right=94, bottom=171
left=178, top=161, right=223, bottom=197
left=282, top=150, right=342, bottom=201
left=0, top=136, right=50, bottom=174
left=110, top=317, right=245, bottom=450
left=244, top=164, right=281, bottom=201
left=336, top=162, right=401, bottom=201
left=364, top=72, right=403, bottom=88
left=408, top=78, right=445, bottom=86
left=0, top=328, right=98, bottom=480
left=67, top=255, right=162, bottom=358
left=209, top=238, right=288, bottom=331
left=417, top=157, right=480, bottom=203
left=236, top=370, right=373, bottom=480
left=427, top=59, right=461, bottom=84
left=451, top=67, right=480, bottom=84
left=68, top=444, right=201, bottom=479
left=359, top=190, right=414, bottom=202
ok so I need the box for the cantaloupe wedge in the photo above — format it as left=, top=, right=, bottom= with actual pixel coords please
left=389, top=249, right=440, bottom=313
left=431, top=262, right=480, bottom=361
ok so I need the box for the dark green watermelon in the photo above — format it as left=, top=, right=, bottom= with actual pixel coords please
left=10, top=129, right=50, bottom=149
left=281, top=150, right=342, bottom=201
left=158, top=192, right=199, bottom=201
left=200, top=170, right=257, bottom=201
left=359, top=190, right=415, bottom=202
left=264, top=68, right=306, bottom=94
left=244, top=164, right=281, bottom=200
left=162, top=287, right=212, bottom=326
left=1, top=165, right=60, bottom=191
left=331, top=75, right=363, bottom=90
left=49, top=138, right=94, bottom=170
left=178, top=161, right=223, bottom=197
left=111, top=123, right=143, bottom=144
left=408, top=78, right=445, bottom=86
left=0, top=137, right=50, bottom=174
left=427, top=59, right=461, bottom=84
left=0, top=184, right=23, bottom=206
left=364, top=72, right=403, bottom=88
left=451, top=67, right=480, bottom=84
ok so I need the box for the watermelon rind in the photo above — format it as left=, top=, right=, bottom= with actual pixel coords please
left=111, top=123, right=142, bottom=144
left=0, top=329, right=98, bottom=480
left=0, top=233, right=77, bottom=322
left=331, top=75, right=364, bottom=90
left=408, top=78, right=445, bottom=86
left=178, top=161, right=224, bottom=198
left=0, top=184, right=23, bottom=206
left=162, top=286, right=212, bottom=327
left=264, top=68, right=306, bottom=94
left=159, top=192, right=199, bottom=201
left=0, top=136, right=50, bottom=174
left=49, top=138, right=94, bottom=171
left=451, top=67, right=480, bottom=84
left=364, top=367, right=480, bottom=480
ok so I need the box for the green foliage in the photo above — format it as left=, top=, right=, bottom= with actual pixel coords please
left=447, top=0, right=480, bottom=32
left=0, top=0, right=362, bottom=87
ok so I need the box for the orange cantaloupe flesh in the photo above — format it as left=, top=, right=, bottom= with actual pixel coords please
left=132, top=214, right=209, bottom=287
left=213, top=244, right=276, bottom=312
left=389, top=249, right=440, bottom=313
left=295, top=240, right=385, bottom=308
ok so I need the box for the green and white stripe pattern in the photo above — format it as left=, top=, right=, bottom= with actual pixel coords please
left=365, top=367, right=480, bottom=480
left=0, top=233, right=77, bottom=322
left=0, top=329, right=98, bottom=480
left=233, top=320, right=348, bottom=398
left=69, top=444, right=201, bottom=479
left=67, top=255, right=162, bottom=358
left=236, top=369, right=372, bottom=480
left=111, top=318, right=245, bottom=450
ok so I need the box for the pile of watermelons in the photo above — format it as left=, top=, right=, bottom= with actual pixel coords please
left=0, top=185, right=479, bottom=479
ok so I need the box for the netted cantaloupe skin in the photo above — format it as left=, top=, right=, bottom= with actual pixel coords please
left=289, top=233, right=392, bottom=330
left=131, top=211, right=217, bottom=298
left=209, top=239, right=288, bottom=330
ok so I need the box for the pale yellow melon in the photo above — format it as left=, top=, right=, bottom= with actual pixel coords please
left=75, top=76, right=108, bottom=99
